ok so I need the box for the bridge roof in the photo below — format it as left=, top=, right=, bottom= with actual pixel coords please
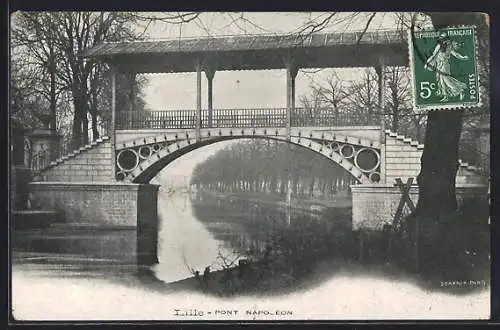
left=83, top=30, right=409, bottom=73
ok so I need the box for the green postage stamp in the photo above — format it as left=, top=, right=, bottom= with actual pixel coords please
left=408, top=26, right=480, bottom=111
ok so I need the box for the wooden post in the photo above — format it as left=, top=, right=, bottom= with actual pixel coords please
left=110, top=63, right=117, bottom=181
left=205, top=67, right=216, bottom=128
left=196, top=60, right=202, bottom=140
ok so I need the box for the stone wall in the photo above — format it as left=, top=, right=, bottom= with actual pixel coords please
left=39, top=140, right=114, bottom=182
left=351, top=183, right=488, bottom=230
left=29, top=182, right=160, bottom=265
left=11, top=166, right=32, bottom=210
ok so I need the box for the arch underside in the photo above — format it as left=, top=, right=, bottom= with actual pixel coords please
left=115, top=131, right=381, bottom=184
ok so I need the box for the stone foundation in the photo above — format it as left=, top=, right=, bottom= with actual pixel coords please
left=29, top=182, right=160, bottom=265
left=11, top=166, right=32, bottom=210
left=351, top=183, right=488, bottom=230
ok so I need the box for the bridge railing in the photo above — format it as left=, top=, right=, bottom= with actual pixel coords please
left=291, top=110, right=379, bottom=127
left=29, top=119, right=109, bottom=173
left=116, top=108, right=381, bottom=130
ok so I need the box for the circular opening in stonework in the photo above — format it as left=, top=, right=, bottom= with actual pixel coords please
left=116, top=171, right=126, bottom=181
left=369, top=171, right=381, bottom=183
left=152, top=143, right=161, bottom=152
left=117, top=149, right=139, bottom=172
left=340, top=144, right=355, bottom=159
left=354, top=148, right=380, bottom=173
left=139, top=145, right=152, bottom=159
left=329, top=142, right=340, bottom=151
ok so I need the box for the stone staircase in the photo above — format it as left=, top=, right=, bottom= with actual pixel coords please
left=34, top=136, right=113, bottom=182
left=384, top=130, right=485, bottom=185
left=39, top=136, right=110, bottom=172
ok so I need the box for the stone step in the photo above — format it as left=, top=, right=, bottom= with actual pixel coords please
left=38, top=137, right=110, bottom=173
left=387, top=129, right=485, bottom=175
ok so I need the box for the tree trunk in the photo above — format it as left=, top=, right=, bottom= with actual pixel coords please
left=414, top=111, right=464, bottom=216
left=90, top=96, right=100, bottom=141
left=308, top=177, right=315, bottom=198
left=49, top=56, right=57, bottom=133
left=71, top=91, right=88, bottom=150
left=392, top=109, right=399, bottom=132
left=82, top=114, right=89, bottom=146
left=71, top=110, right=83, bottom=151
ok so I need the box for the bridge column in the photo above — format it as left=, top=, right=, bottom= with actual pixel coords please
left=110, top=63, right=117, bottom=180
left=286, top=62, right=299, bottom=140
left=375, top=62, right=386, bottom=183
left=195, top=59, right=202, bottom=140
left=204, top=67, right=216, bottom=128
left=128, top=73, right=136, bottom=112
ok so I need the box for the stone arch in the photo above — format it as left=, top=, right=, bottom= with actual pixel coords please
left=120, top=134, right=372, bottom=184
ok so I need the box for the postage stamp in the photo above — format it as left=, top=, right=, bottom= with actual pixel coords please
left=408, top=26, right=480, bottom=111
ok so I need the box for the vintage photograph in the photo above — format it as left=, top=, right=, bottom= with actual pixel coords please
left=9, top=11, right=490, bottom=321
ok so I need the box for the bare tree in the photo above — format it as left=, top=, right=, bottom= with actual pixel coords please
left=11, top=11, right=201, bottom=149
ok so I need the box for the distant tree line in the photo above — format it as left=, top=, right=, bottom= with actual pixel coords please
left=191, top=139, right=358, bottom=199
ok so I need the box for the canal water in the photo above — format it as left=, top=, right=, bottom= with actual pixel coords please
left=11, top=185, right=490, bottom=320
left=152, top=187, right=239, bottom=283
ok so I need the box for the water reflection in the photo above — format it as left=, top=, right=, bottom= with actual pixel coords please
left=12, top=229, right=139, bottom=265
left=152, top=187, right=237, bottom=283
left=12, top=185, right=352, bottom=285
left=11, top=184, right=490, bottom=300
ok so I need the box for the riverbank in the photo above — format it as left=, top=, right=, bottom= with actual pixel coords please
left=152, top=256, right=490, bottom=298
left=194, top=188, right=352, bottom=212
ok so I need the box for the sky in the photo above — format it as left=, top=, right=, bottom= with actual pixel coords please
left=139, top=12, right=410, bottom=110
left=137, top=12, right=417, bottom=181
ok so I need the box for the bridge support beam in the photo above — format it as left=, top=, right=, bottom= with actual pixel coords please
left=196, top=60, right=202, bottom=141
left=111, top=64, right=117, bottom=180
left=205, top=67, right=216, bottom=128
left=286, top=62, right=299, bottom=140
left=128, top=73, right=136, bottom=112
left=376, top=62, right=386, bottom=183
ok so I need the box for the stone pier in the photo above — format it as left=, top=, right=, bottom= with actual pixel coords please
left=351, top=183, right=488, bottom=230
left=29, top=182, right=160, bottom=265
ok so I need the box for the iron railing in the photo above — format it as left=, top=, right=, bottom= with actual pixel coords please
left=29, top=119, right=110, bottom=173
left=291, top=110, right=380, bottom=127
left=116, top=108, right=381, bottom=130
